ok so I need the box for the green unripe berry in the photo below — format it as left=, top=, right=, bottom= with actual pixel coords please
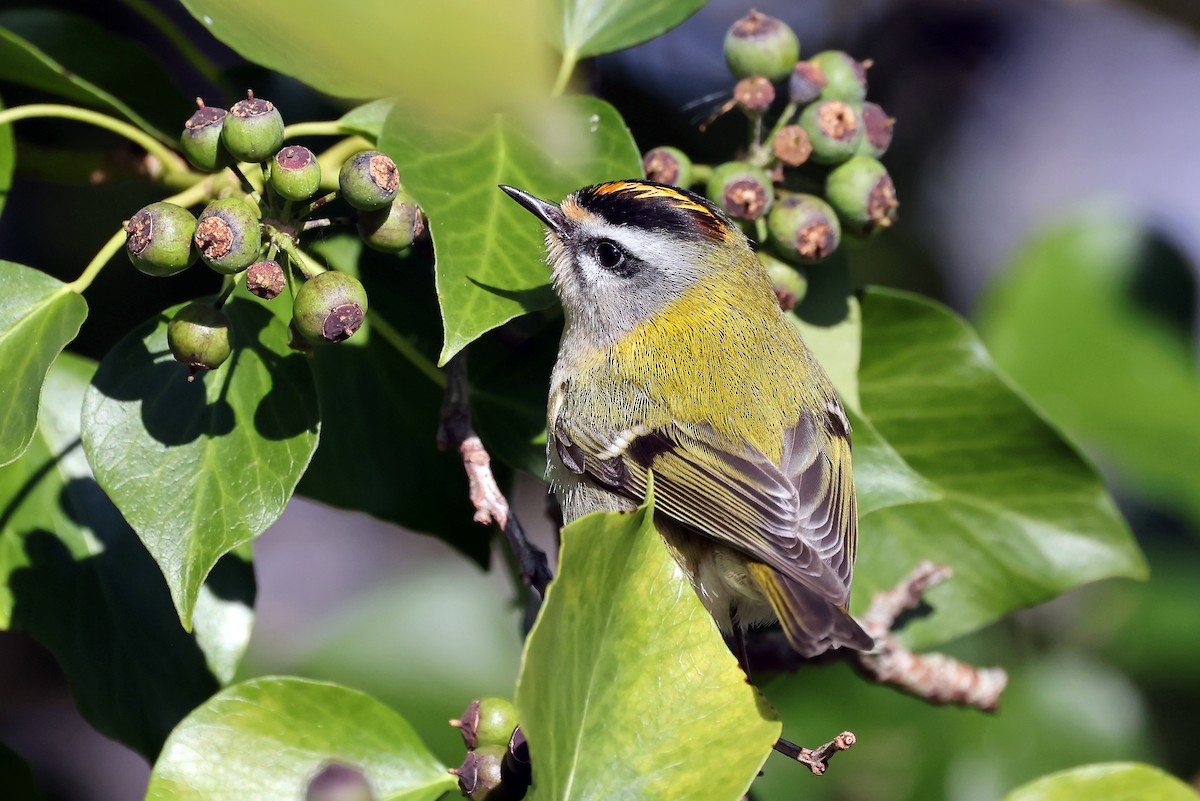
left=221, top=92, right=284, bottom=163
left=798, top=100, right=864, bottom=164
left=857, top=102, right=894, bottom=158
left=125, top=202, right=198, bottom=277
left=292, top=271, right=368, bottom=344
left=180, top=103, right=231, bottom=172
left=759, top=251, right=808, bottom=311
left=357, top=189, right=424, bottom=253
left=812, top=50, right=869, bottom=102
left=767, top=193, right=841, bottom=265
left=455, top=697, right=518, bottom=751
left=642, top=146, right=693, bottom=187
left=269, top=145, right=322, bottom=201
left=168, top=302, right=232, bottom=378
left=194, top=197, right=262, bottom=274
left=706, top=161, right=774, bottom=221
left=339, top=151, right=399, bottom=211
left=724, top=10, right=800, bottom=82
left=305, top=763, right=374, bottom=801
left=826, top=155, right=898, bottom=235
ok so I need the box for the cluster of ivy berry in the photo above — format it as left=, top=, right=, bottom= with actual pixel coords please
left=448, top=697, right=530, bottom=800
left=124, top=91, right=426, bottom=379
left=642, top=10, right=898, bottom=310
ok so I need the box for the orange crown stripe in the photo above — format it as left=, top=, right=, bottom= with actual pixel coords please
left=594, top=181, right=717, bottom=220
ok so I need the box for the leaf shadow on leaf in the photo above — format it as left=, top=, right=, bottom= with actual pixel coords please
left=4, top=466, right=238, bottom=757
left=466, top=276, right=557, bottom=310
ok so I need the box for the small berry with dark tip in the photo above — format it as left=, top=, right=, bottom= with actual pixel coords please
left=357, top=189, right=424, bottom=253
left=222, top=91, right=284, bottom=163
left=811, top=50, right=869, bottom=102
left=167, top=302, right=232, bottom=379
left=857, top=102, right=895, bottom=158
left=706, top=162, right=774, bottom=221
left=789, top=60, right=827, bottom=105
left=724, top=10, right=800, bottom=82
left=270, top=145, right=322, bottom=202
left=246, top=260, right=286, bottom=300
left=768, top=193, right=841, bottom=264
left=642, top=146, right=693, bottom=187
left=126, top=202, right=198, bottom=277
left=292, top=271, right=369, bottom=344
left=772, top=125, right=812, bottom=167
left=194, top=197, right=262, bottom=274
left=760, top=251, right=808, bottom=311
left=340, top=151, right=400, bottom=211
left=825, top=155, right=899, bottom=235
left=180, top=100, right=231, bottom=172
left=734, top=76, right=775, bottom=116
left=305, top=762, right=374, bottom=801
left=798, top=100, right=863, bottom=164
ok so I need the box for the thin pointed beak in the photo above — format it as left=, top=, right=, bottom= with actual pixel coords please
left=499, top=185, right=566, bottom=234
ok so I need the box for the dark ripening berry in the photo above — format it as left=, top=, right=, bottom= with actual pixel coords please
left=292, top=271, right=368, bottom=344
left=180, top=103, right=231, bottom=172
left=167, top=302, right=232, bottom=379
left=772, top=124, right=812, bottom=167
left=724, top=10, right=800, bottom=82
left=642, top=146, right=693, bottom=187
left=767, top=193, right=841, bottom=264
left=503, top=726, right=531, bottom=788
left=221, top=93, right=284, bottom=163
left=858, top=102, right=895, bottom=158
left=270, top=145, right=321, bottom=201
left=246, top=259, right=285, bottom=300
left=812, top=50, right=869, bottom=102
left=194, top=197, right=262, bottom=274
left=798, top=100, right=864, bottom=164
left=789, top=60, right=827, bottom=104
left=125, top=202, right=198, bottom=277
left=339, top=151, right=399, bottom=211
left=706, top=162, right=774, bottom=221
left=454, top=697, right=518, bottom=751
left=826, top=155, right=898, bottom=235
left=451, top=746, right=524, bottom=801
left=357, top=189, right=424, bottom=253
left=305, top=762, right=374, bottom=801
left=734, top=76, right=775, bottom=116
left=759, top=251, right=808, bottom=311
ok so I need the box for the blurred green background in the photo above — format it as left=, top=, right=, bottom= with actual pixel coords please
left=1, top=0, right=1198, bottom=799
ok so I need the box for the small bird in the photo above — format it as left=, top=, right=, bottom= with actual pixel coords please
left=500, top=180, right=872, bottom=659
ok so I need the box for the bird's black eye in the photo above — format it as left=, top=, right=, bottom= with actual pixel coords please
left=595, top=239, right=626, bottom=271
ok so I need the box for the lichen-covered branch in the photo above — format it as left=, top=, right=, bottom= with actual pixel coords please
left=437, top=354, right=553, bottom=599
left=744, top=561, right=1008, bottom=711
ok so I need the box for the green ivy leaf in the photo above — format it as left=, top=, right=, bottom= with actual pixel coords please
left=554, top=0, right=707, bottom=57
left=80, top=297, right=317, bottom=629
left=379, top=95, right=642, bottom=363
left=0, top=353, right=254, bottom=758
left=1001, top=763, right=1199, bottom=801
left=0, top=261, right=87, bottom=468
left=978, top=218, right=1200, bottom=528
left=517, top=485, right=781, bottom=801
left=338, top=98, right=394, bottom=141
left=0, top=9, right=185, bottom=141
left=297, top=235, right=492, bottom=566
left=178, top=0, right=550, bottom=108
left=851, top=288, right=1146, bottom=648
left=146, top=677, right=456, bottom=801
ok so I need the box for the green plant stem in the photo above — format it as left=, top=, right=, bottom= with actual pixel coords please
left=283, top=121, right=346, bottom=139
left=692, top=164, right=713, bottom=184
left=67, top=179, right=214, bottom=294
left=0, top=104, right=189, bottom=175
left=298, top=192, right=338, bottom=218
left=274, top=235, right=324, bottom=279
left=118, top=0, right=222, bottom=86
left=368, top=310, right=445, bottom=388
left=552, top=48, right=579, bottom=97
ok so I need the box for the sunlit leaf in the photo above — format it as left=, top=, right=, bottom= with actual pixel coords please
left=81, top=298, right=317, bottom=629
left=0, top=261, right=87, bottom=467
left=146, top=677, right=455, bottom=801
left=851, top=289, right=1146, bottom=648
left=0, top=353, right=253, bottom=757
left=554, top=0, right=706, bottom=57
left=380, top=95, right=642, bottom=363
left=518, top=485, right=780, bottom=801
left=1001, top=762, right=1198, bottom=801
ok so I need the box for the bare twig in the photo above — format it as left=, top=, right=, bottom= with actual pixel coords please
left=437, top=354, right=553, bottom=599
left=854, top=562, right=1008, bottom=711
left=773, top=731, right=856, bottom=776
left=744, top=562, right=1008, bottom=712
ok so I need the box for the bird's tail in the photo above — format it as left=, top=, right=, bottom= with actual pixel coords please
left=747, top=562, right=874, bottom=657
